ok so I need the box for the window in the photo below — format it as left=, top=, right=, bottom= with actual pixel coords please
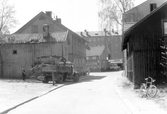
left=31, top=25, right=38, bottom=33
left=89, top=39, right=92, bottom=42
left=150, top=3, right=157, bottom=12
left=39, top=16, right=46, bottom=20
left=93, top=38, right=96, bottom=42
left=13, top=50, right=17, bottom=55
left=97, top=38, right=100, bottom=41
left=108, top=54, right=111, bottom=59
left=92, top=56, right=96, bottom=60
left=162, top=20, right=167, bottom=36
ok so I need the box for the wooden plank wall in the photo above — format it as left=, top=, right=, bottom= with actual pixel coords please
left=133, top=50, right=161, bottom=86
left=127, top=55, right=133, bottom=83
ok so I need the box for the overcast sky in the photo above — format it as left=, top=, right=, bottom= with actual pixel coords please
left=9, top=0, right=146, bottom=33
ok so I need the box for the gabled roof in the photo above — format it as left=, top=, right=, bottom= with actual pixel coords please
left=15, top=11, right=69, bottom=33
left=15, top=11, right=87, bottom=42
left=122, top=1, right=167, bottom=50
left=15, top=12, right=47, bottom=33
left=0, top=31, right=68, bottom=44
left=86, top=46, right=105, bottom=56
left=123, top=0, right=147, bottom=17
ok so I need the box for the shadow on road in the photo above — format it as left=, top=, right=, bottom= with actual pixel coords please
left=79, top=75, right=106, bottom=83
left=64, top=75, right=106, bottom=85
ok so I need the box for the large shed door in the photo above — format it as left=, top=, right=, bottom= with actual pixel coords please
left=127, top=54, right=134, bottom=83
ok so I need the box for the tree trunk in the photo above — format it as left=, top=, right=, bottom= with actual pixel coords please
left=0, top=51, right=4, bottom=78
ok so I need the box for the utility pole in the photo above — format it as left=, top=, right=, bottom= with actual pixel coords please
left=104, top=28, right=109, bottom=71
left=50, top=34, right=55, bottom=85
left=43, top=24, right=55, bottom=85
left=104, top=28, right=109, bottom=60
left=61, top=43, right=64, bottom=58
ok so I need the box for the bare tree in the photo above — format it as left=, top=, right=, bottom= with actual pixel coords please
left=0, top=0, right=18, bottom=34
left=0, top=34, right=9, bottom=78
left=98, top=0, right=134, bottom=32
left=0, top=0, right=18, bottom=78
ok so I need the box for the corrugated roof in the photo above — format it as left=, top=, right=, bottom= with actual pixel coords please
left=50, top=31, right=68, bottom=42
left=0, top=31, right=68, bottom=44
left=0, top=34, right=44, bottom=44
left=86, top=46, right=105, bottom=56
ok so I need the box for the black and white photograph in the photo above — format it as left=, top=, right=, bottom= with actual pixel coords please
left=0, top=0, right=167, bottom=114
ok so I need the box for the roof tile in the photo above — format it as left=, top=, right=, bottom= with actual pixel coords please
left=0, top=31, right=68, bottom=44
left=50, top=31, right=68, bottom=42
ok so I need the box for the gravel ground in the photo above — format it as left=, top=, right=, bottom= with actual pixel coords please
left=0, top=79, right=58, bottom=113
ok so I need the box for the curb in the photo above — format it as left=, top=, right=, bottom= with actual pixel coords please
left=0, top=83, right=68, bottom=114
left=114, top=76, right=140, bottom=114
left=114, top=86, right=141, bottom=114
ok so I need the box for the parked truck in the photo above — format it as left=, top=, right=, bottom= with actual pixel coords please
left=31, top=55, right=80, bottom=83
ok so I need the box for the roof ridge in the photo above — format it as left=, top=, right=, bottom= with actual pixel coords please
left=14, top=12, right=45, bottom=33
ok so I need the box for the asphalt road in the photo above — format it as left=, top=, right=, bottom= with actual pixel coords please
left=7, top=71, right=132, bottom=114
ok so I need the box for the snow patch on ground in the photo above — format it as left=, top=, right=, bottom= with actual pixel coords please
left=116, top=73, right=167, bottom=112
left=0, top=79, right=57, bottom=113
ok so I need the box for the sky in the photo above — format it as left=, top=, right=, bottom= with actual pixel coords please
left=8, top=0, right=147, bottom=33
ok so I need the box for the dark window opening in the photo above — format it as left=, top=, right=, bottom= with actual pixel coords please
left=13, top=50, right=17, bottom=55
left=150, top=3, right=157, bottom=12
left=39, top=16, right=46, bottom=20
left=108, top=54, right=111, bottom=60
left=43, top=24, right=49, bottom=38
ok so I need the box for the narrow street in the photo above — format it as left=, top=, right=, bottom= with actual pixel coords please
left=6, top=71, right=134, bottom=114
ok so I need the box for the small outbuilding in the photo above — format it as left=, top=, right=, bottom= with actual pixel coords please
left=86, top=46, right=106, bottom=72
left=122, top=2, right=167, bottom=88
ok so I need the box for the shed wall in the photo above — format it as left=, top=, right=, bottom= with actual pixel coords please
left=0, top=42, right=64, bottom=78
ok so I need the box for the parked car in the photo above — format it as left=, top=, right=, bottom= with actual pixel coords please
left=109, top=63, right=120, bottom=71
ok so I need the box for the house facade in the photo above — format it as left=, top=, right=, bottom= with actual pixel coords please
left=123, top=0, right=166, bottom=31
left=0, top=11, right=87, bottom=78
left=122, top=2, right=167, bottom=88
left=0, top=40, right=64, bottom=78
left=77, top=31, right=123, bottom=70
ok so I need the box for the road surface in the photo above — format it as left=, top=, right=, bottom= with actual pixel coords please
left=7, top=71, right=133, bottom=114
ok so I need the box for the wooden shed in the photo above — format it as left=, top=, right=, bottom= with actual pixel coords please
left=122, top=2, right=167, bottom=88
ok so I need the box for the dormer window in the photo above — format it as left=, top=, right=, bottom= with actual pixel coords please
left=150, top=3, right=157, bottom=12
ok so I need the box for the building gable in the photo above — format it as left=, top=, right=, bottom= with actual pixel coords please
left=15, top=12, right=68, bottom=34
left=122, top=1, right=167, bottom=50
left=123, top=0, right=167, bottom=31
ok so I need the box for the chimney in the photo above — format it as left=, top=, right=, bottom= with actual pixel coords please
left=45, top=11, right=52, bottom=18
left=56, top=16, right=61, bottom=24
left=80, top=32, right=85, bottom=37
left=85, top=29, right=91, bottom=37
